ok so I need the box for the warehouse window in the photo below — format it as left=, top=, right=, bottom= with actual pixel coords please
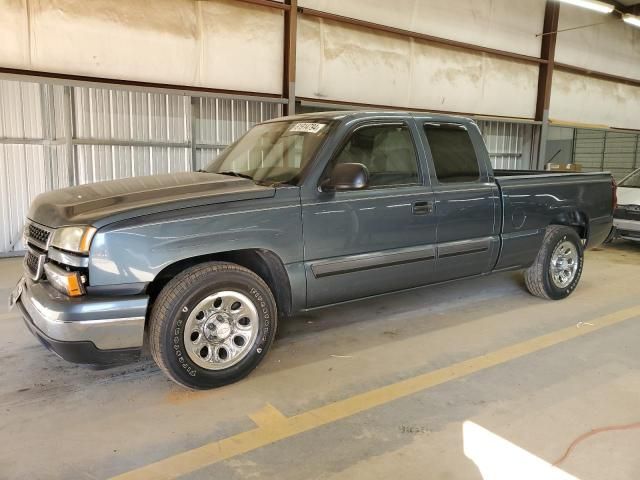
left=332, top=124, right=420, bottom=187
left=424, top=123, right=480, bottom=183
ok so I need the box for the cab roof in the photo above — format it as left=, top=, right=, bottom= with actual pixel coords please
left=265, top=110, right=476, bottom=126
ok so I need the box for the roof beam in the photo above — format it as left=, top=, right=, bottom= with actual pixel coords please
left=535, top=0, right=560, bottom=122
left=283, top=0, right=298, bottom=115
left=535, top=0, right=560, bottom=169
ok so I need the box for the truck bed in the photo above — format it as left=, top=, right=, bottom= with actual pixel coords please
left=490, top=169, right=614, bottom=271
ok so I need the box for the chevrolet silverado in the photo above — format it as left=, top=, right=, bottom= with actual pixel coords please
left=9, top=111, right=616, bottom=389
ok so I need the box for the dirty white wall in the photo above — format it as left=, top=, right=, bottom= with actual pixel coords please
left=555, top=5, right=640, bottom=81
left=296, top=0, right=544, bottom=118
left=0, top=0, right=639, bottom=127
left=0, top=0, right=283, bottom=94
left=550, top=70, right=640, bottom=130
left=298, top=0, right=546, bottom=57
left=296, top=16, right=539, bottom=118
left=551, top=4, right=640, bottom=130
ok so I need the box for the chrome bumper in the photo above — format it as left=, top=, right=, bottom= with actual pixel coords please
left=613, top=218, right=640, bottom=232
left=613, top=219, right=640, bottom=241
left=15, top=278, right=148, bottom=357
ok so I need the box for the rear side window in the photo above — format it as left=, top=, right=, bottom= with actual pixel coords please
left=424, top=123, right=480, bottom=183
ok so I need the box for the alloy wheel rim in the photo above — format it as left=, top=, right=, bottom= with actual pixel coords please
left=550, top=240, right=579, bottom=289
left=183, top=290, right=259, bottom=370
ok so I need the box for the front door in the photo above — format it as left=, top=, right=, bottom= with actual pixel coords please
left=301, top=121, right=437, bottom=307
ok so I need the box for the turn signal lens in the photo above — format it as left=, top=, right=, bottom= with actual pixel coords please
left=66, top=273, right=84, bottom=297
left=44, top=263, right=86, bottom=297
left=79, top=228, right=96, bottom=253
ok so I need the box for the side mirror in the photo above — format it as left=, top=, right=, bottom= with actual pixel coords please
left=321, top=163, right=369, bottom=192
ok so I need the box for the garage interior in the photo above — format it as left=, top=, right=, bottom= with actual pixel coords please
left=1, top=0, right=639, bottom=479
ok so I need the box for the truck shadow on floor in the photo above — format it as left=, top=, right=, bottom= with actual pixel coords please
left=1, top=270, right=537, bottom=405
left=6, top=240, right=637, bottom=403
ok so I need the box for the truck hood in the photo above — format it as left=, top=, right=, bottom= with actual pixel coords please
left=617, top=186, right=640, bottom=206
left=28, top=172, right=276, bottom=228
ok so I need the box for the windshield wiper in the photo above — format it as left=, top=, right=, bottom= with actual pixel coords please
left=218, top=171, right=255, bottom=181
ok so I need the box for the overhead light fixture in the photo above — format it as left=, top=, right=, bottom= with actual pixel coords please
left=558, top=0, right=615, bottom=14
left=622, top=13, right=640, bottom=28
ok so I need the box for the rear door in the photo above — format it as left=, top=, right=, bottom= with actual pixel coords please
left=301, top=120, right=437, bottom=307
left=420, top=122, right=500, bottom=281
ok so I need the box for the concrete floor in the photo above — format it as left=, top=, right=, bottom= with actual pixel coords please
left=0, top=241, right=639, bottom=480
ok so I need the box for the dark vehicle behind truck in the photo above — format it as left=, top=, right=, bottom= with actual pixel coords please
left=9, top=111, right=615, bottom=389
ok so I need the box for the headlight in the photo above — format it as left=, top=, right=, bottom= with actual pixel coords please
left=50, top=226, right=97, bottom=254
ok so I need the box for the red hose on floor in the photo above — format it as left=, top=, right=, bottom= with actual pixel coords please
left=553, top=421, right=640, bottom=466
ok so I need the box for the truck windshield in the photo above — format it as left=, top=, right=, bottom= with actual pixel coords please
left=204, top=120, right=332, bottom=185
left=619, top=169, right=640, bottom=188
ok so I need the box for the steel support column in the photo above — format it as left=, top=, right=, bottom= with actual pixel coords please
left=535, top=0, right=560, bottom=170
left=62, top=86, right=76, bottom=185
left=283, top=0, right=298, bottom=116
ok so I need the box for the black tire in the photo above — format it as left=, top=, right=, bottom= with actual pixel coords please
left=524, top=225, right=584, bottom=300
left=149, top=262, right=277, bottom=389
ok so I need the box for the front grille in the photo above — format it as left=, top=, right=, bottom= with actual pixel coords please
left=25, top=250, right=39, bottom=275
left=27, top=223, right=51, bottom=248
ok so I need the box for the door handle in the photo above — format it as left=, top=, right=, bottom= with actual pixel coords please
left=412, top=201, right=434, bottom=215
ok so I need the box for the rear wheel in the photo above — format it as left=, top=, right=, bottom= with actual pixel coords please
left=149, top=262, right=277, bottom=389
left=524, top=225, right=584, bottom=300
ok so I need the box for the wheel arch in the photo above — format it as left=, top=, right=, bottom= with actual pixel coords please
left=147, top=249, right=293, bottom=319
left=548, top=209, right=589, bottom=242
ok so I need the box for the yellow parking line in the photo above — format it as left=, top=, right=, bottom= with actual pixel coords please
left=249, top=403, right=288, bottom=428
left=111, top=305, right=640, bottom=480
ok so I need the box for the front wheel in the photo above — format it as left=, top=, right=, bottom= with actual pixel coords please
left=524, top=225, right=584, bottom=300
left=149, top=262, right=277, bottom=389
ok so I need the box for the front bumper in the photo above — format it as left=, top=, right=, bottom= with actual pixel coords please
left=14, top=278, right=148, bottom=365
left=613, top=218, right=640, bottom=241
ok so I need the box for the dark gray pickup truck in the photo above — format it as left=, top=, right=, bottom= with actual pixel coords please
left=9, top=111, right=616, bottom=389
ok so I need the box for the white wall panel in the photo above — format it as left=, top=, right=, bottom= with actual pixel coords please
left=2, top=0, right=283, bottom=95
left=0, top=144, right=50, bottom=253
left=75, top=145, right=190, bottom=184
left=299, top=0, right=545, bottom=57
left=197, top=1, right=284, bottom=94
left=555, top=6, right=640, bottom=81
left=0, top=81, right=44, bottom=139
left=297, top=17, right=538, bottom=118
left=73, top=87, right=191, bottom=142
left=0, top=0, right=29, bottom=68
left=477, top=121, right=535, bottom=170
left=550, top=70, right=640, bottom=130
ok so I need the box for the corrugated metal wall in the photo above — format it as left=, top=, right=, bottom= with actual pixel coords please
left=476, top=120, right=535, bottom=170
left=574, top=129, right=640, bottom=179
left=0, top=81, right=70, bottom=253
left=0, top=77, right=282, bottom=255
left=73, top=87, right=192, bottom=183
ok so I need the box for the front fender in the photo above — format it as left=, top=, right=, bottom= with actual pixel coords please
left=88, top=188, right=303, bottom=286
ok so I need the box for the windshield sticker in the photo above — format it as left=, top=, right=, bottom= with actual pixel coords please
left=289, top=122, right=326, bottom=134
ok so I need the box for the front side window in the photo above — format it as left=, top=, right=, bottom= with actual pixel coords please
left=205, top=120, right=331, bottom=184
left=331, top=124, right=420, bottom=188
left=424, top=123, right=480, bottom=183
